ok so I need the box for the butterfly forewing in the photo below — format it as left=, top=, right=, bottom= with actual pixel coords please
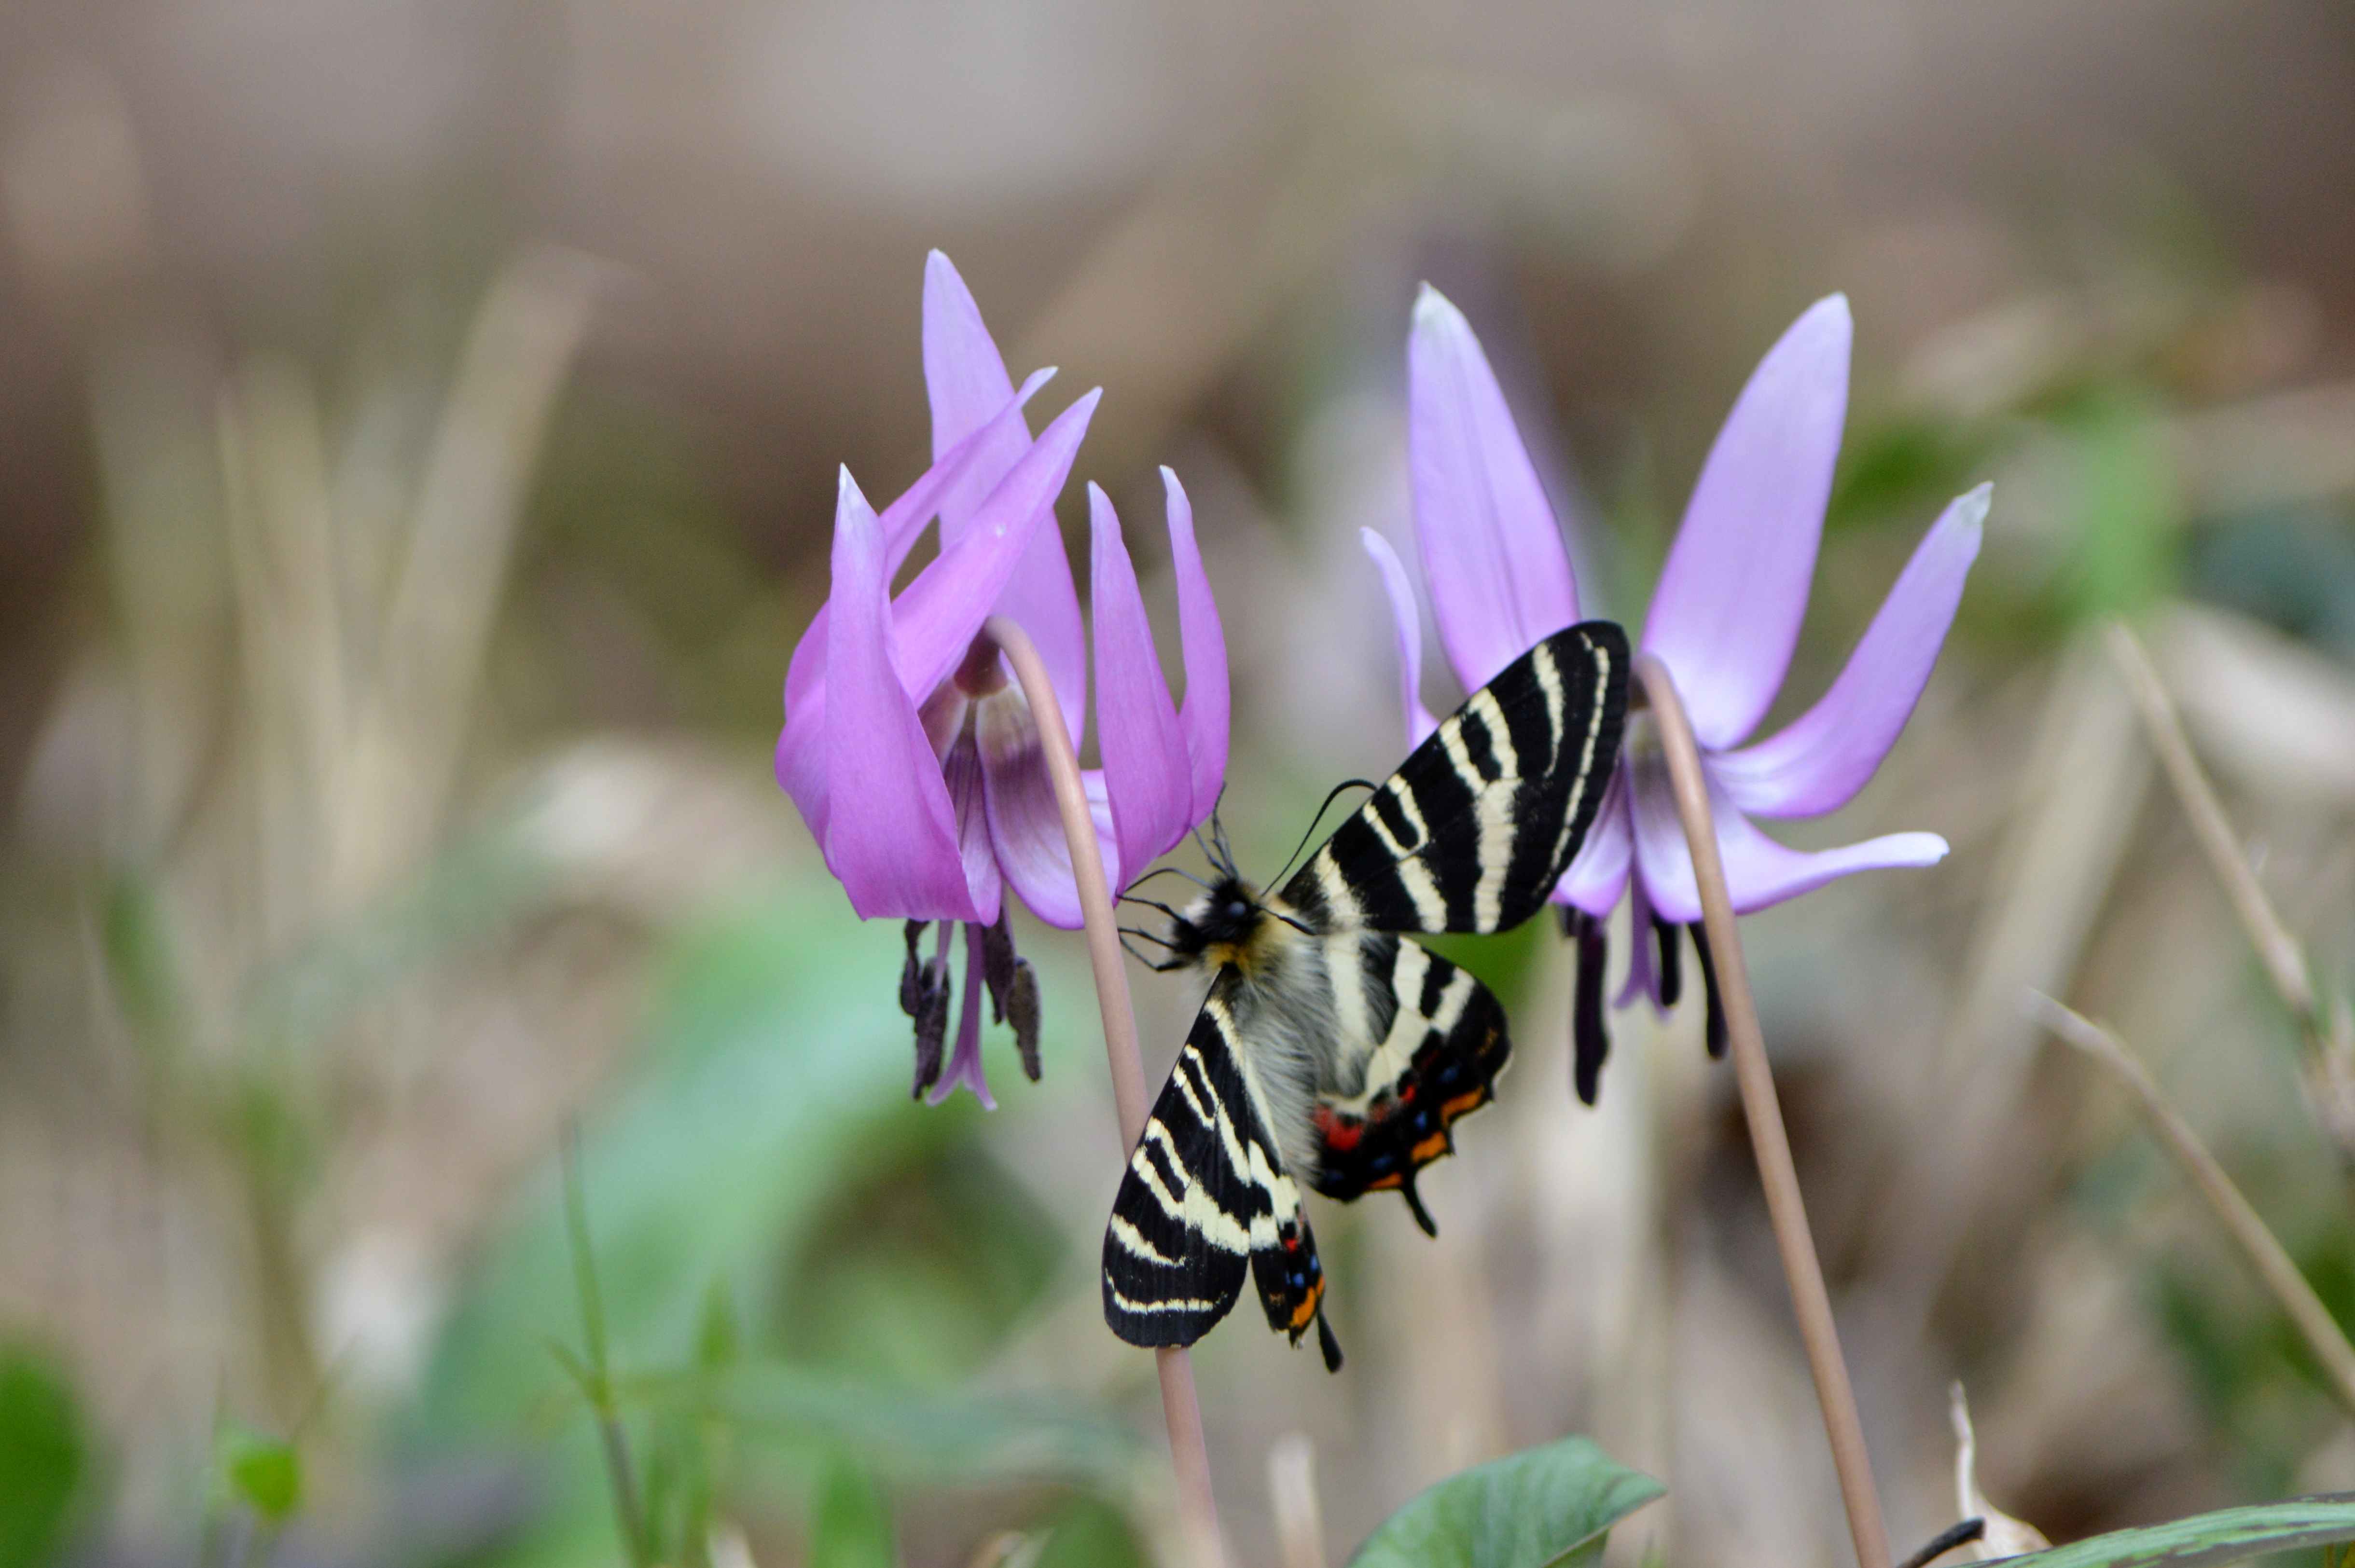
left=1282, top=622, right=1627, bottom=936
left=1102, top=969, right=1339, bottom=1366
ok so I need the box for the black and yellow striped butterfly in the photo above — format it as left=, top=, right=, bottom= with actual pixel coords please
left=1102, top=622, right=1629, bottom=1369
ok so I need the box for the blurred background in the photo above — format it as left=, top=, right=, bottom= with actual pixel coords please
left=2, top=0, right=2354, bottom=1563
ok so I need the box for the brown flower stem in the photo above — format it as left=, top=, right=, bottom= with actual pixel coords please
left=2032, top=993, right=2355, bottom=1418
left=986, top=615, right=1226, bottom=1568
left=1636, top=652, right=1892, bottom=1568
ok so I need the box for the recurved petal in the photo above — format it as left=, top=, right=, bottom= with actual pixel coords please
left=818, top=471, right=983, bottom=922
left=1712, top=484, right=1988, bottom=819
left=774, top=687, right=830, bottom=841
left=1408, top=286, right=1581, bottom=692
left=1642, top=295, right=1851, bottom=749
left=1627, top=752, right=1947, bottom=922
left=1090, top=484, right=1193, bottom=881
left=1360, top=528, right=1440, bottom=749
left=923, top=255, right=1090, bottom=744
left=783, top=367, right=1053, bottom=719
left=893, top=390, right=1100, bottom=703
left=975, top=688, right=1119, bottom=930
left=1555, top=761, right=1633, bottom=916
left=1163, top=468, right=1230, bottom=822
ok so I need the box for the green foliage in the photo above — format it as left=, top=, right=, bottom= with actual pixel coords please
left=0, top=1348, right=84, bottom=1568
left=419, top=896, right=948, bottom=1430
left=1829, top=414, right=1999, bottom=534
left=775, top=1146, right=1063, bottom=1383
left=219, top=1429, right=302, bottom=1524
left=639, top=1362, right=1141, bottom=1492
left=2054, top=387, right=2180, bottom=625
left=1029, top=1497, right=1146, bottom=1568
left=1997, top=1496, right=2355, bottom=1568
left=1346, top=1435, right=1662, bottom=1568
left=807, top=1459, right=895, bottom=1568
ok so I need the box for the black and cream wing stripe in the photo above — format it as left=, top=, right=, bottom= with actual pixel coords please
left=1282, top=622, right=1628, bottom=936
left=1102, top=968, right=1342, bottom=1368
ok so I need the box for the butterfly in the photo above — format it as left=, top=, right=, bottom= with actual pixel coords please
left=1101, top=621, right=1630, bottom=1370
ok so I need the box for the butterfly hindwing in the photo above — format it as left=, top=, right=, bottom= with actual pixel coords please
left=1102, top=968, right=1341, bottom=1368
left=1282, top=622, right=1628, bottom=935
left=1307, top=934, right=1510, bottom=1234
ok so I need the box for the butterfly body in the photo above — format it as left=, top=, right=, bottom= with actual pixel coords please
left=1102, top=622, right=1629, bottom=1372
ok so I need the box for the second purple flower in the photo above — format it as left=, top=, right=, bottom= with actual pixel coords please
left=776, top=253, right=1229, bottom=1108
left=1368, top=286, right=1986, bottom=1103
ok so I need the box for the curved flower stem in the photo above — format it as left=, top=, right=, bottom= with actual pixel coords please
left=1636, top=652, right=1892, bottom=1568
left=985, top=615, right=1227, bottom=1568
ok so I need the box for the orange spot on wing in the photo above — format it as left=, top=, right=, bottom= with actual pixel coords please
left=1411, top=1132, right=1448, bottom=1163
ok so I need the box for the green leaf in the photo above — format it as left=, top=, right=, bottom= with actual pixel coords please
left=1347, top=1436, right=1662, bottom=1568
left=1995, top=1496, right=2355, bottom=1568
left=0, top=1348, right=84, bottom=1568
left=808, top=1459, right=895, bottom=1568
left=221, top=1430, right=302, bottom=1523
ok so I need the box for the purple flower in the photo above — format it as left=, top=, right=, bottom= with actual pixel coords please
left=1368, top=286, right=1984, bottom=1100
left=777, top=253, right=1229, bottom=1107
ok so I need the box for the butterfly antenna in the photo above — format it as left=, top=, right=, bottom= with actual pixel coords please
left=1117, top=894, right=1186, bottom=922
left=1127, top=864, right=1213, bottom=894
left=1207, top=807, right=1238, bottom=880
left=1267, top=778, right=1379, bottom=888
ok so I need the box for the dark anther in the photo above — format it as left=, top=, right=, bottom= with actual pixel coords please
left=903, top=921, right=952, bottom=1096
left=979, top=913, right=1018, bottom=1024
left=1896, top=1518, right=1985, bottom=1568
left=1568, top=908, right=1611, bottom=1105
left=1555, top=903, right=1580, bottom=939
left=912, top=969, right=951, bottom=1098
left=1006, top=957, right=1042, bottom=1081
left=898, top=920, right=930, bottom=1017
left=1688, top=921, right=1728, bottom=1058
left=1652, top=916, right=1683, bottom=1009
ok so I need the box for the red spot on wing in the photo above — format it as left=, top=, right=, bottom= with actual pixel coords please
left=1314, top=1104, right=1365, bottom=1151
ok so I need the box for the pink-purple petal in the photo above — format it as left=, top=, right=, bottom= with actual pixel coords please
left=774, top=689, right=830, bottom=841
left=818, top=471, right=982, bottom=922
left=1089, top=483, right=1193, bottom=882
left=941, top=733, right=1005, bottom=927
left=783, top=367, right=1053, bottom=720
left=923, top=253, right=1088, bottom=743
left=1361, top=528, right=1441, bottom=749
left=1556, top=761, right=1634, bottom=916
left=975, top=690, right=1117, bottom=930
left=1642, top=295, right=1852, bottom=750
left=1408, top=286, right=1582, bottom=691
left=1162, top=468, right=1231, bottom=821
left=1616, top=867, right=1661, bottom=1011
left=893, top=389, right=1100, bottom=704
left=1627, top=752, right=1947, bottom=922
left=1712, top=483, right=1988, bottom=819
